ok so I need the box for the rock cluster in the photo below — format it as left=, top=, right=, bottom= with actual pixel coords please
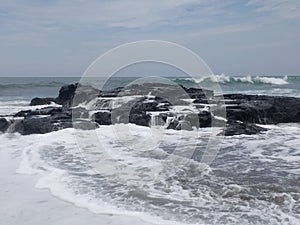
left=1, top=82, right=299, bottom=136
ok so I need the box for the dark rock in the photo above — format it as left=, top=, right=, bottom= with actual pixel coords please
left=55, top=83, right=78, bottom=107
left=94, top=111, right=112, bottom=125
left=0, top=118, right=9, bottom=132
left=167, top=118, right=180, bottom=130
left=30, top=97, right=56, bottom=106
left=7, top=83, right=300, bottom=136
left=129, top=112, right=151, bottom=127
left=72, top=84, right=101, bottom=107
left=15, top=117, right=57, bottom=135
left=33, top=107, right=63, bottom=116
left=100, top=87, right=123, bottom=97
left=184, top=87, right=214, bottom=100
left=184, top=111, right=212, bottom=128
left=50, top=111, right=72, bottom=120
left=14, top=107, right=63, bottom=118
left=14, top=110, right=32, bottom=117
left=224, top=94, right=300, bottom=124
left=13, top=114, right=97, bottom=135
left=224, top=120, right=267, bottom=136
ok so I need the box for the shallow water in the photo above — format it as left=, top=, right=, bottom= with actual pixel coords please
left=0, top=123, right=298, bottom=225
left=1, top=76, right=300, bottom=224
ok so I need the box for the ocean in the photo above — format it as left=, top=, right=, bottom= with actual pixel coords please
left=1, top=75, right=300, bottom=225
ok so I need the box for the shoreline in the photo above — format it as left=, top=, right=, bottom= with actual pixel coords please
left=0, top=147, right=153, bottom=225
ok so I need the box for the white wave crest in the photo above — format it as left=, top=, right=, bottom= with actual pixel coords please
left=253, top=75, right=289, bottom=85
left=174, top=75, right=289, bottom=85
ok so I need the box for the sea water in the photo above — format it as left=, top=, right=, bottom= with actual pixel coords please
left=0, top=75, right=300, bottom=225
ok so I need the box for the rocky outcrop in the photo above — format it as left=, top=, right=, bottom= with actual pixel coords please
left=30, top=83, right=101, bottom=107
left=55, top=83, right=78, bottom=107
left=3, top=83, right=300, bottom=136
left=223, top=94, right=300, bottom=124
left=12, top=115, right=98, bottom=135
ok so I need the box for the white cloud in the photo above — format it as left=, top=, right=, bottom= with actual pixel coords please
left=247, top=0, right=300, bottom=20
left=0, top=0, right=229, bottom=29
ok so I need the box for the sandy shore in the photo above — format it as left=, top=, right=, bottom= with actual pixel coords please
left=0, top=148, right=153, bottom=225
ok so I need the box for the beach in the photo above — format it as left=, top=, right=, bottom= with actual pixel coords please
left=0, top=145, right=153, bottom=225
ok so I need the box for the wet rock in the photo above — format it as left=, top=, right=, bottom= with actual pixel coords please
left=0, top=118, right=9, bottom=132
left=224, top=94, right=300, bottom=124
left=224, top=120, right=267, bottom=136
left=14, top=110, right=32, bottom=117
left=71, top=84, right=101, bottom=107
left=6, top=83, right=300, bottom=136
left=30, top=97, right=56, bottom=106
left=14, top=107, right=63, bottom=118
left=13, top=114, right=97, bottom=135
left=15, top=116, right=57, bottom=135
left=184, top=111, right=212, bottom=128
left=166, top=118, right=193, bottom=131
left=184, top=87, right=214, bottom=100
left=93, top=111, right=112, bottom=125
left=129, top=112, right=151, bottom=127
left=55, top=83, right=78, bottom=107
left=166, top=118, right=180, bottom=130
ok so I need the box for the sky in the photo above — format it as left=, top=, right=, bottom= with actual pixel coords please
left=0, top=0, right=300, bottom=77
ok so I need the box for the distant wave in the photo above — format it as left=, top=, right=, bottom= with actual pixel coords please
left=0, top=81, right=66, bottom=89
left=173, top=74, right=290, bottom=85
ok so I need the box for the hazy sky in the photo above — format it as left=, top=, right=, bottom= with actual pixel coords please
left=0, top=0, right=300, bottom=77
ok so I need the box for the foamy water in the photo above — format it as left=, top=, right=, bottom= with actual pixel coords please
left=0, top=123, right=298, bottom=225
left=1, top=76, right=300, bottom=224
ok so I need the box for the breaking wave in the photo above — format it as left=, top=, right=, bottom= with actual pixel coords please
left=173, top=74, right=290, bottom=86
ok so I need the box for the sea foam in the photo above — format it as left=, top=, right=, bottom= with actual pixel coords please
left=5, top=123, right=298, bottom=225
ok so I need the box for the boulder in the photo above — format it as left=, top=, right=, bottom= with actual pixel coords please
left=55, top=83, right=78, bottom=107
left=94, top=111, right=112, bottom=125
left=0, top=118, right=9, bottom=132
left=129, top=112, right=151, bottom=127
left=30, top=97, right=56, bottom=106
left=15, top=117, right=57, bottom=135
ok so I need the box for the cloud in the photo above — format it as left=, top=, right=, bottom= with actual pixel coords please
left=0, top=0, right=241, bottom=31
left=247, top=0, right=300, bottom=20
left=1, top=0, right=299, bottom=38
left=0, top=0, right=300, bottom=76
